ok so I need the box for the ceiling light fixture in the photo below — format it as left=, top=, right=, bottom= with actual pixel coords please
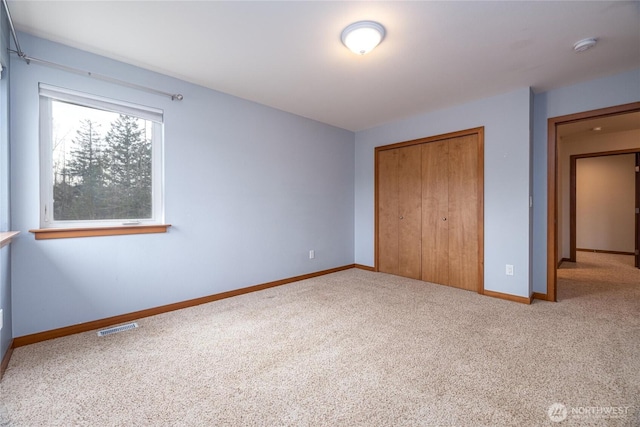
left=573, top=38, right=597, bottom=53
left=341, top=21, right=385, bottom=55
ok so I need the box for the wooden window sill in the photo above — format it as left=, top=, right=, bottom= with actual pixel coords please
left=0, top=231, right=20, bottom=248
left=29, top=225, right=171, bottom=240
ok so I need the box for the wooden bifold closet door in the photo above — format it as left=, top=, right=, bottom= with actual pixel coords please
left=377, top=145, right=422, bottom=279
left=376, top=129, right=483, bottom=292
left=422, top=135, right=480, bottom=291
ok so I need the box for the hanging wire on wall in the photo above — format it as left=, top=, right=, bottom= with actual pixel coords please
left=1, top=0, right=184, bottom=101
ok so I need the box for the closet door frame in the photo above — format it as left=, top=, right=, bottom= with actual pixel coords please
left=374, top=127, right=485, bottom=294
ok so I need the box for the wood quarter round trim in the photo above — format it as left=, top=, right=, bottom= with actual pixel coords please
left=482, top=289, right=533, bottom=305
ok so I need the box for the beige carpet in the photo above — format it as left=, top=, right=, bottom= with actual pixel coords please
left=1, top=253, right=638, bottom=426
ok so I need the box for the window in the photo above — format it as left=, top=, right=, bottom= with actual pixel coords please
left=39, top=84, right=164, bottom=229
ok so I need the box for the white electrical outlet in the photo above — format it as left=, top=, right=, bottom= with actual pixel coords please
left=506, top=264, right=514, bottom=276
left=0, top=309, right=3, bottom=331
left=309, top=250, right=315, bottom=259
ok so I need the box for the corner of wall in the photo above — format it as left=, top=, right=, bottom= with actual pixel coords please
left=528, top=88, right=534, bottom=297
left=0, top=1, right=13, bottom=365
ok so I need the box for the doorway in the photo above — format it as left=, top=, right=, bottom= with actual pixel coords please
left=547, top=103, right=640, bottom=301
left=569, top=151, right=638, bottom=262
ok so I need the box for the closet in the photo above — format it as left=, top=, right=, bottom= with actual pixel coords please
left=376, top=128, right=484, bottom=292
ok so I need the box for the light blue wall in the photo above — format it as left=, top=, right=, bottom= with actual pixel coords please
left=0, top=6, right=12, bottom=362
left=10, top=33, right=355, bottom=337
left=9, top=33, right=638, bottom=339
left=531, top=68, right=640, bottom=294
left=354, top=88, right=533, bottom=298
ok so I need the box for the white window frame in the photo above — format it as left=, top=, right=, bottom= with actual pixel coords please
left=39, top=83, right=164, bottom=229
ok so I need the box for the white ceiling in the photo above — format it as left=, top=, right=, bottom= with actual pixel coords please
left=558, top=111, right=640, bottom=138
left=7, top=1, right=640, bottom=131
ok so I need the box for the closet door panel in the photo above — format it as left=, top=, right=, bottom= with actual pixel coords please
left=398, top=145, right=422, bottom=279
left=377, top=128, right=483, bottom=293
left=421, top=141, right=449, bottom=284
left=448, top=134, right=479, bottom=291
left=377, top=149, right=400, bottom=275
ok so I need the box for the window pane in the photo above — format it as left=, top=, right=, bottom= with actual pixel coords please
left=51, top=100, right=153, bottom=221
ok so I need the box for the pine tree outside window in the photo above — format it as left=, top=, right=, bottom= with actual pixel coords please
left=39, top=84, right=164, bottom=229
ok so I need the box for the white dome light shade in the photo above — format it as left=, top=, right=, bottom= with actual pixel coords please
left=341, top=21, right=385, bottom=55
